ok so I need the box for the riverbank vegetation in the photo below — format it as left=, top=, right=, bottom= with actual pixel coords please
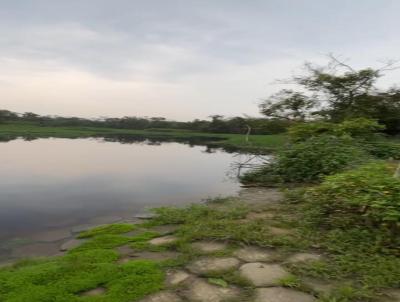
left=0, top=121, right=287, bottom=152
left=1, top=57, right=399, bottom=301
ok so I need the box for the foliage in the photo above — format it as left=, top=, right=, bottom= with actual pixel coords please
left=288, top=118, right=385, bottom=142
left=260, top=57, right=400, bottom=134
left=241, top=135, right=369, bottom=184
left=304, top=162, right=400, bottom=242
left=333, top=118, right=385, bottom=137
left=288, top=121, right=336, bottom=142
left=0, top=233, right=164, bottom=302
left=0, top=121, right=288, bottom=152
left=362, top=140, right=400, bottom=160
left=260, top=90, right=316, bottom=121
left=0, top=109, right=290, bottom=135
left=78, top=223, right=136, bottom=238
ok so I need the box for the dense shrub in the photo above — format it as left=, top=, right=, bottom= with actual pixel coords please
left=362, top=140, right=400, bottom=160
left=241, top=135, right=369, bottom=184
left=288, top=121, right=335, bottom=142
left=305, top=162, right=400, bottom=243
left=288, top=118, right=384, bottom=142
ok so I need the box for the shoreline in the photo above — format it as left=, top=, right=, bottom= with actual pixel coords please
left=1, top=187, right=398, bottom=302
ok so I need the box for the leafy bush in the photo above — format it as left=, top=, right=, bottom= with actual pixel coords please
left=241, top=135, right=369, bottom=184
left=305, top=162, right=400, bottom=243
left=288, top=118, right=384, bottom=142
left=362, top=140, right=400, bottom=160
left=288, top=121, right=335, bottom=142
left=334, top=118, right=385, bottom=137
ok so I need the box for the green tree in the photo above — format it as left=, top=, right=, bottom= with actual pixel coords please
left=260, top=55, right=400, bottom=134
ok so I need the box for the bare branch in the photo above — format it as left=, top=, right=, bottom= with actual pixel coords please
left=327, top=53, right=356, bottom=72
left=376, top=59, right=400, bottom=73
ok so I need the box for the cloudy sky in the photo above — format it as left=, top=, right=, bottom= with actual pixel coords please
left=1, top=0, right=400, bottom=120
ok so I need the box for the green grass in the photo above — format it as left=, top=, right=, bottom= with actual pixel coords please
left=0, top=121, right=287, bottom=151
left=77, top=224, right=136, bottom=239
left=1, top=194, right=399, bottom=301
left=0, top=246, right=164, bottom=302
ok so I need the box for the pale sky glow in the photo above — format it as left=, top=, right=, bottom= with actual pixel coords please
left=1, top=0, right=400, bottom=120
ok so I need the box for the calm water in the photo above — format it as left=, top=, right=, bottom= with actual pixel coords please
left=0, top=137, right=249, bottom=261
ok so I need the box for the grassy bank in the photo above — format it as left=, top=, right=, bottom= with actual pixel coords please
left=0, top=122, right=287, bottom=151
left=1, top=192, right=398, bottom=302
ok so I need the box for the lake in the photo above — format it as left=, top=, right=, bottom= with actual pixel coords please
left=0, top=137, right=261, bottom=262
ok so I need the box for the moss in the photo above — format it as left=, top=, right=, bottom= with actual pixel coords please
left=0, top=258, right=164, bottom=302
left=78, top=224, right=137, bottom=239
left=73, top=235, right=133, bottom=252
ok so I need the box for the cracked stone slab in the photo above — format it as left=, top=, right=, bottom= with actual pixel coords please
left=286, top=253, right=321, bottom=263
left=302, top=278, right=335, bottom=295
left=80, top=287, right=106, bottom=296
left=239, top=263, right=290, bottom=287
left=166, top=270, right=192, bottom=286
left=192, top=241, right=227, bottom=253
left=183, top=278, right=240, bottom=302
left=59, top=239, right=86, bottom=251
left=234, top=246, right=274, bottom=262
left=255, top=287, right=316, bottom=302
left=149, top=235, right=178, bottom=246
left=187, top=257, right=240, bottom=275
left=139, top=291, right=183, bottom=302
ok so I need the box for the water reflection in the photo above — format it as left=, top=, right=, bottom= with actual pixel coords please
left=0, top=137, right=253, bottom=262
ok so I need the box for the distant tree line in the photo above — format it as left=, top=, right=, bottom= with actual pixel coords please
left=0, top=110, right=291, bottom=135
left=2, top=55, right=399, bottom=136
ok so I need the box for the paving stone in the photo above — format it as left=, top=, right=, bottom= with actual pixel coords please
left=187, top=257, right=240, bottom=275
left=134, top=213, right=156, bottom=219
left=139, top=291, right=183, bottom=302
left=286, top=253, right=321, bottom=263
left=239, top=188, right=283, bottom=205
left=89, top=215, right=123, bottom=224
left=80, top=287, right=106, bottom=296
left=234, top=246, right=274, bottom=262
left=59, top=239, right=86, bottom=251
left=380, top=289, right=400, bottom=302
left=302, top=278, right=335, bottom=295
left=151, top=225, right=180, bottom=235
left=149, top=235, right=178, bottom=246
left=166, top=270, right=192, bottom=286
left=183, top=278, right=240, bottom=302
left=71, top=224, right=95, bottom=233
left=0, top=261, right=13, bottom=268
left=122, top=229, right=143, bottom=237
left=11, top=242, right=64, bottom=258
left=118, top=251, right=180, bottom=264
left=268, top=227, right=293, bottom=236
left=116, top=244, right=135, bottom=256
left=239, top=263, right=290, bottom=287
left=31, top=229, right=71, bottom=242
left=255, top=287, right=316, bottom=302
left=192, top=241, right=227, bottom=253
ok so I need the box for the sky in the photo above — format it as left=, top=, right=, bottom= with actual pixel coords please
left=1, top=0, right=400, bottom=121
